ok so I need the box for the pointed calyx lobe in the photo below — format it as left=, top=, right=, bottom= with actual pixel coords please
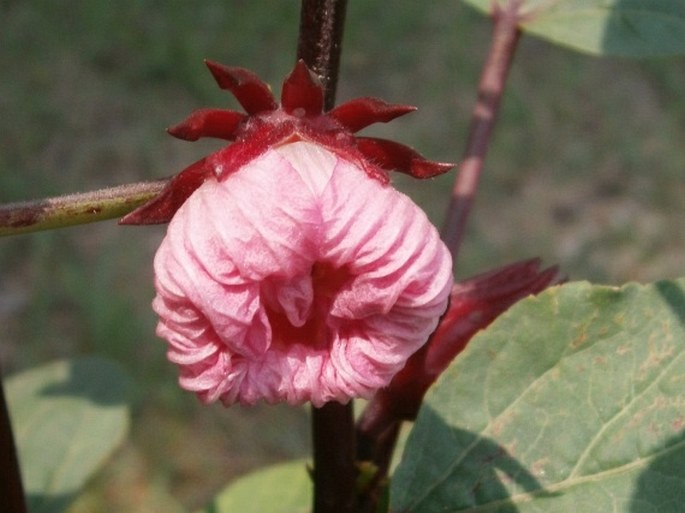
left=167, top=109, right=246, bottom=142
left=204, top=60, right=277, bottom=115
left=281, top=60, right=324, bottom=116
left=120, top=59, right=453, bottom=225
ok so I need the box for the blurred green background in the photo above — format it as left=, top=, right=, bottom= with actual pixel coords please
left=1, top=1, right=684, bottom=511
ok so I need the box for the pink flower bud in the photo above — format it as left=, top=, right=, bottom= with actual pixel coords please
left=153, top=141, right=452, bottom=406
left=124, top=61, right=454, bottom=406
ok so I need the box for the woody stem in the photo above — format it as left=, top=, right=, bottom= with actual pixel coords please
left=297, top=2, right=356, bottom=513
left=297, top=0, right=348, bottom=111
left=312, top=403, right=357, bottom=513
left=440, top=1, right=522, bottom=258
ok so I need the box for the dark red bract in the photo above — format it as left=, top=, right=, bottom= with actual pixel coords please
left=358, top=258, right=563, bottom=437
left=121, top=60, right=453, bottom=225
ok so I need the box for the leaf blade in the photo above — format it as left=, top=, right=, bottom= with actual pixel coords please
left=5, top=357, right=131, bottom=513
left=197, top=460, right=311, bottom=513
left=391, top=279, right=685, bottom=513
left=462, top=0, right=685, bottom=57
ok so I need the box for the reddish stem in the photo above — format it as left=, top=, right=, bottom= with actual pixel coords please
left=297, top=2, right=356, bottom=513
left=440, top=1, right=522, bottom=257
left=297, top=0, right=348, bottom=111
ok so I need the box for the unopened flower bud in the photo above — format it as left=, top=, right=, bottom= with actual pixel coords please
left=123, top=61, right=454, bottom=406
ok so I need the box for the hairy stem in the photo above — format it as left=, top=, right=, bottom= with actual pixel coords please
left=297, top=0, right=348, bottom=111
left=440, top=1, right=522, bottom=258
left=0, top=372, right=28, bottom=513
left=0, top=179, right=168, bottom=237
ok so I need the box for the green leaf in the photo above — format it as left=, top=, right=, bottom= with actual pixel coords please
left=5, top=357, right=131, bottom=513
left=391, top=279, right=685, bottom=512
left=462, top=0, right=685, bottom=57
left=197, top=460, right=311, bottom=513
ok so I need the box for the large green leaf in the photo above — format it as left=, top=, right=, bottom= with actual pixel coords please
left=5, top=357, right=131, bottom=513
left=463, top=0, right=685, bottom=57
left=391, top=279, right=685, bottom=512
left=198, top=460, right=311, bottom=513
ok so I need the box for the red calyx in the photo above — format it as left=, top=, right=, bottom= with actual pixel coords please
left=204, top=60, right=278, bottom=115
left=281, top=60, right=324, bottom=116
left=119, top=158, right=211, bottom=225
left=121, top=59, right=454, bottom=225
left=167, top=109, right=247, bottom=141
left=356, top=137, right=454, bottom=179
left=329, top=97, right=416, bottom=132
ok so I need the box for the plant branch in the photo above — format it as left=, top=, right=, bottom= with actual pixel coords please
left=0, top=179, right=168, bottom=237
left=297, top=0, right=348, bottom=111
left=440, top=0, right=522, bottom=258
left=297, top=2, right=355, bottom=512
left=312, top=403, right=357, bottom=513
left=0, top=371, right=28, bottom=513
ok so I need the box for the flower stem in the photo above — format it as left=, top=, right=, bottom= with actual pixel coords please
left=312, top=403, right=357, bottom=513
left=297, top=0, right=348, bottom=111
left=440, top=0, right=522, bottom=258
left=0, top=179, right=168, bottom=237
left=297, top=2, right=356, bottom=512
left=0, top=371, right=28, bottom=513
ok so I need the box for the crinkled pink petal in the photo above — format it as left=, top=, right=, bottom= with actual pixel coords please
left=153, top=141, right=453, bottom=406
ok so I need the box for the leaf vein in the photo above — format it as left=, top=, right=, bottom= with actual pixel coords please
left=568, top=347, right=685, bottom=479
